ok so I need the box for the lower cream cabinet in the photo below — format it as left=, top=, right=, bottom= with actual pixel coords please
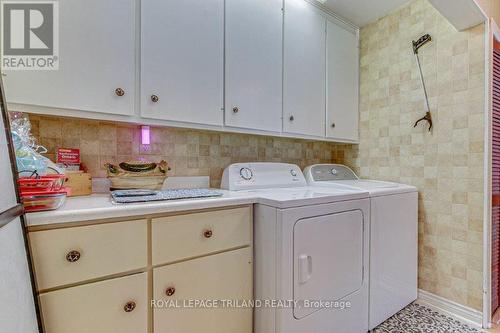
left=153, top=247, right=253, bottom=333
left=39, top=273, right=148, bottom=333
left=29, top=206, right=253, bottom=333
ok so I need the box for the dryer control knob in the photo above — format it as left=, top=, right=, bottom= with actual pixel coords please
left=240, top=167, right=253, bottom=180
left=290, top=169, right=298, bottom=177
left=331, top=168, right=338, bottom=175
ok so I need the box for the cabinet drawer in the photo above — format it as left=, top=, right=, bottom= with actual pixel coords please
left=29, top=220, right=147, bottom=290
left=153, top=248, right=253, bottom=333
left=40, top=273, right=148, bottom=333
left=152, top=207, right=252, bottom=265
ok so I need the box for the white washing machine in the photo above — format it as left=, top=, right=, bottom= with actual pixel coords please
left=221, top=162, right=370, bottom=333
left=303, top=164, right=418, bottom=330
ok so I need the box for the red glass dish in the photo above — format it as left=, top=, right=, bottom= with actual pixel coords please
left=18, top=174, right=66, bottom=192
left=21, top=188, right=68, bottom=212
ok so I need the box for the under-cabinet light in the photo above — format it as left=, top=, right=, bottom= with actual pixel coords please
left=141, top=125, right=151, bottom=145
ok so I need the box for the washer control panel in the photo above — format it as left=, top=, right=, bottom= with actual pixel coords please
left=305, top=164, right=358, bottom=182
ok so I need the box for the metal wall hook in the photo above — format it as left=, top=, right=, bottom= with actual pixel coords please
left=412, top=34, right=433, bottom=133
left=413, top=111, right=433, bottom=132
left=413, top=34, right=431, bottom=54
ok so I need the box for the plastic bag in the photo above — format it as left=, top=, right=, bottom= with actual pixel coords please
left=9, top=112, right=62, bottom=177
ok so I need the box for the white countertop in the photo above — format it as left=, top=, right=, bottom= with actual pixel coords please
left=25, top=191, right=257, bottom=227
left=26, top=186, right=368, bottom=227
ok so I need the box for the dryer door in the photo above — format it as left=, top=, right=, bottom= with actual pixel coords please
left=293, top=210, right=364, bottom=319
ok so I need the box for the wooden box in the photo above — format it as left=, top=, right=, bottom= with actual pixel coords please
left=64, top=172, right=92, bottom=196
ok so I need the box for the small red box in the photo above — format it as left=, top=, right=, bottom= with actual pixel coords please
left=57, top=148, right=80, bottom=164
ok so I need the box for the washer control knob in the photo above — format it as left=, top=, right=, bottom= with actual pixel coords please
left=290, top=169, right=297, bottom=177
left=240, top=167, right=253, bottom=181
left=331, top=168, right=338, bottom=175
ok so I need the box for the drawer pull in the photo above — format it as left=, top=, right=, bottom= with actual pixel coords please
left=115, top=88, right=125, bottom=96
left=165, top=287, right=176, bottom=297
left=123, top=301, right=136, bottom=313
left=203, top=229, right=213, bottom=239
left=151, top=94, right=159, bottom=103
left=66, top=250, right=81, bottom=263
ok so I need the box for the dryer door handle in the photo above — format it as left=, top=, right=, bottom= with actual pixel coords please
left=298, top=254, right=312, bottom=284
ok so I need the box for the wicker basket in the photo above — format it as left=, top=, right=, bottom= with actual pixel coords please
left=105, top=160, right=169, bottom=190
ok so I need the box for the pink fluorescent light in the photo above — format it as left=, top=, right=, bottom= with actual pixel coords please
left=141, top=125, right=151, bottom=145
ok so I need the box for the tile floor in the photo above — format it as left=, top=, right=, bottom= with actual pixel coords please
left=374, top=303, right=483, bottom=333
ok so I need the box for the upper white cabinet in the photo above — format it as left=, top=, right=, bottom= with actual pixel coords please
left=3, top=0, right=135, bottom=116
left=225, top=0, right=283, bottom=132
left=283, top=0, right=327, bottom=137
left=2, top=0, right=360, bottom=143
left=141, top=0, right=224, bottom=126
left=326, top=20, right=359, bottom=142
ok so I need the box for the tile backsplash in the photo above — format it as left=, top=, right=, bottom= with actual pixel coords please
left=27, top=114, right=350, bottom=187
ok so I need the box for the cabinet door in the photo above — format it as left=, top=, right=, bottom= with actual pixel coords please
left=3, top=0, right=135, bottom=116
left=225, top=0, right=283, bottom=132
left=153, top=248, right=253, bottom=333
left=40, top=273, right=148, bottom=333
left=283, top=0, right=326, bottom=137
left=326, top=20, right=359, bottom=142
left=141, top=0, right=224, bottom=126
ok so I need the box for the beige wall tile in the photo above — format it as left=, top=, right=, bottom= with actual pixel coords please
left=343, top=0, right=485, bottom=310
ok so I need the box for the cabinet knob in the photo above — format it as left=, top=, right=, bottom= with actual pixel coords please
left=289, top=115, right=294, bottom=121
left=232, top=107, right=239, bottom=113
left=66, top=250, right=81, bottom=263
left=165, top=287, right=176, bottom=297
left=151, top=95, right=159, bottom=103
left=123, top=301, right=136, bottom=313
left=115, top=88, right=125, bottom=97
left=331, top=123, right=336, bottom=128
left=203, top=229, right=213, bottom=238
